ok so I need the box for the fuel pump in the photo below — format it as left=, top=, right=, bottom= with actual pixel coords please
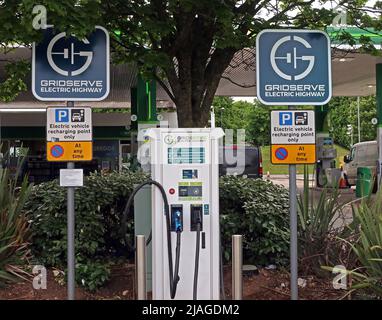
left=316, top=135, right=337, bottom=187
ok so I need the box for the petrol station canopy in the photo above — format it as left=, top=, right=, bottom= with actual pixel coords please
left=0, top=27, right=382, bottom=109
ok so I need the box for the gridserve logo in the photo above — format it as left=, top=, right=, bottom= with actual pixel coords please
left=47, top=32, right=93, bottom=77
left=270, top=35, right=315, bottom=81
left=32, top=26, right=109, bottom=101
left=256, top=30, right=332, bottom=105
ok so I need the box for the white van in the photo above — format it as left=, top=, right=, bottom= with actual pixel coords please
left=343, top=140, right=378, bottom=186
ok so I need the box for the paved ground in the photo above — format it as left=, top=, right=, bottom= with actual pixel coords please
left=265, top=174, right=355, bottom=195
left=264, top=174, right=310, bottom=190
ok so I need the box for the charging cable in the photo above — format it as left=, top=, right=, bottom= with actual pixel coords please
left=121, top=180, right=181, bottom=299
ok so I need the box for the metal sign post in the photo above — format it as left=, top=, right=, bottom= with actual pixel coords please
left=67, top=99, right=75, bottom=300
left=256, top=29, right=332, bottom=300
left=289, top=163, right=298, bottom=299
left=288, top=106, right=298, bottom=301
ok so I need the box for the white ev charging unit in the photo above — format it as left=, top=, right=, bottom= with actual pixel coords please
left=147, top=128, right=224, bottom=300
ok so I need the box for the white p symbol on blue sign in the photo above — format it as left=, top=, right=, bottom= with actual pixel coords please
left=55, top=109, right=69, bottom=122
left=279, top=112, right=293, bottom=125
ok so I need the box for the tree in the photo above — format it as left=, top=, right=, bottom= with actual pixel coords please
left=214, top=97, right=252, bottom=130
left=328, top=96, right=377, bottom=148
left=247, top=102, right=272, bottom=146
left=0, top=1, right=380, bottom=126
left=327, top=97, right=353, bottom=147
left=354, top=96, right=378, bottom=143
left=213, top=97, right=235, bottom=128
left=214, top=97, right=281, bottom=146
left=0, top=1, right=100, bottom=102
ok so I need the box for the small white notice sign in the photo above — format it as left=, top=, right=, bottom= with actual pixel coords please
left=60, top=169, right=84, bottom=187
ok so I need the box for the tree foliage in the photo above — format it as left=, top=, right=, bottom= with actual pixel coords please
left=0, top=1, right=381, bottom=125
left=215, top=95, right=377, bottom=148
left=0, top=61, right=30, bottom=102
left=247, top=102, right=273, bottom=146
left=214, top=97, right=253, bottom=139
left=214, top=97, right=286, bottom=146
left=328, top=96, right=377, bottom=148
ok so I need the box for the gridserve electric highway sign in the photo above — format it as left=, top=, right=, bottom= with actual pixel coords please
left=32, top=26, right=109, bottom=101
left=271, top=110, right=316, bottom=164
left=256, top=30, right=331, bottom=105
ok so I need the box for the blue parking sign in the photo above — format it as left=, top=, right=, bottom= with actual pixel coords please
left=256, top=30, right=331, bottom=105
left=279, top=112, right=292, bottom=125
left=55, top=109, right=69, bottom=122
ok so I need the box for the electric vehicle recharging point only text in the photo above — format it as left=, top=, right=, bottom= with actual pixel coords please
left=147, top=128, right=224, bottom=300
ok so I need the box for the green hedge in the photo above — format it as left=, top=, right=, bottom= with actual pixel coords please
left=25, top=170, right=148, bottom=290
left=25, top=172, right=290, bottom=290
left=219, top=176, right=290, bottom=265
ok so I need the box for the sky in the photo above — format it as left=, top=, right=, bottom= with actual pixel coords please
left=232, top=96, right=256, bottom=102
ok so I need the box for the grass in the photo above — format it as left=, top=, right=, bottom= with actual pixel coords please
left=261, top=144, right=349, bottom=175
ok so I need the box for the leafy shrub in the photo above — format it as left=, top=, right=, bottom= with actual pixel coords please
left=297, top=167, right=354, bottom=276
left=25, top=170, right=148, bottom=290
left=0, top=162, right=32, bottom=285
left=219, top=175, right=290, bottom=266
left=345, top=190, right=382, bottom=297
left=27, top=172, right=290, bottom=289
left=76, top=260, right=111, bottom=292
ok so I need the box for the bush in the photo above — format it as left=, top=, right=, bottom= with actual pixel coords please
left=298, top=167, right=353, bottom=276
left=0, top=162, right=32, bottom=285
left=25, top=170, right=148, bottom=290
left=346, top=190, right=382, bottom=297
left=27, top=172, right=290, bottom=290
left=219, top=176, right=290, bottom=266
left=76, top=260, right=111, bottom=292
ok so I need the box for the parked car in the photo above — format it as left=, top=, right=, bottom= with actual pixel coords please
left=343, top=140, right=378, bottom=186
left=219, top=145, right=263, bottom=179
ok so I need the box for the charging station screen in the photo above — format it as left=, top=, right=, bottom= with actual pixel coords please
left=168, top=147, right=205, bottom=164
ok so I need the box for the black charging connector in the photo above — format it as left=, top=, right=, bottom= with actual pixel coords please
left=191, top=204, right=203, bottom=300
left=190, top=204, right=203, bottom=232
